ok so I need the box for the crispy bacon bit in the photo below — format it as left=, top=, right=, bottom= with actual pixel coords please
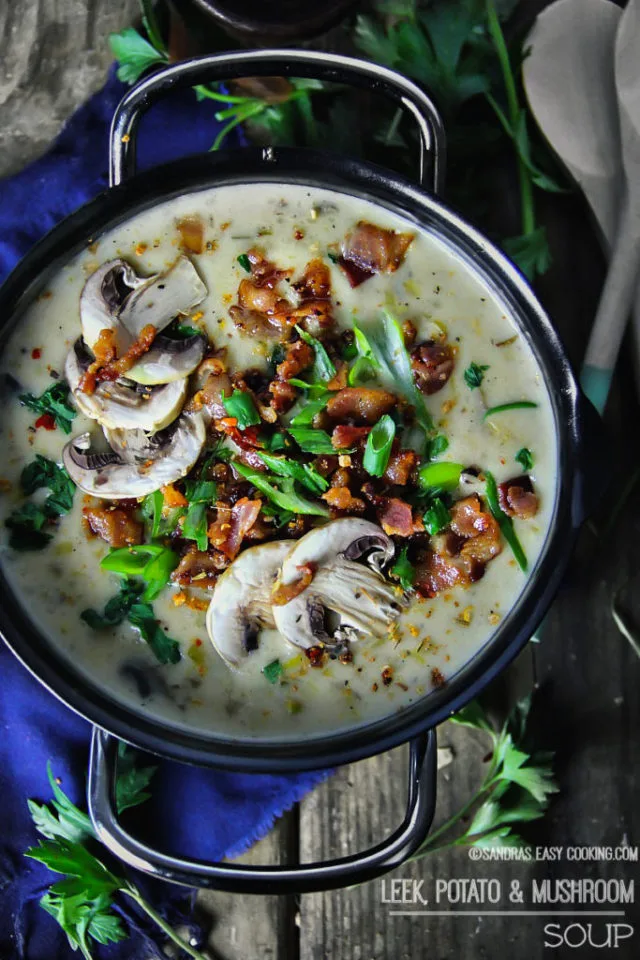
left=161, top=483, right=188, bottom=508
left=294, top=258, right=331, bottom=300
left=326, top=363, right=348, bottom=391
left=383, top=446, right=418, bottom=485
left=80, top=324, right=158, bottom=394
left=338, top=221, right=414, bottom=287
left=378, top=497, right=415, bottom=537
left=200, top=370, right=233, bottom=418
left=326, top=387, right=396, bottom=425
left=322, top=486, right=366, bottom=514
left=172, top=545, right=228, bottom=588
left=306, top=644, right=326, bottom=667
left=271, top=563, right=315, bottom=606
left=331, top=424, right=371, bottom=449
left=276, top=340, right=314, bottom=381
left=229, top=247, right=293, bottom=338
left=411, top=340, right=455, bottom=395
left=176, top=215, right=205, bottom=254
left=402, top=319, right=417, bottom=347
left=381, top=665, right=394, bottom=686
left=269, top=379, right=298, bottom=414
left=83, top=505, right=143, bottom=547
left=498, top=475, right=539, bottom=519
left=431, top=668, right=446, bottom=688
left=207, top=497, right=262, bottom=561
left=78, top=328, right=117, bottom=393
left=414, top=495, right=502, bottom=598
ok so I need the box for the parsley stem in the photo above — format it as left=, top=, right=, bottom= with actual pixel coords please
left=410, top=782, right=494, bottom=858
left=122, top=886, right=210, bottom=960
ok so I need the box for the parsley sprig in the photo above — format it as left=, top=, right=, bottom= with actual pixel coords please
left=19, top=380, right=76, bottom=433
left=413, top=693, right=558, bottom=858
left=25, top=757, right=208, bottom=960
left=5, top=455, right=76, bottom=550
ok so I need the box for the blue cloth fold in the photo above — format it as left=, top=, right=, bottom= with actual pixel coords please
left=0, top=67, right=330, bottom=959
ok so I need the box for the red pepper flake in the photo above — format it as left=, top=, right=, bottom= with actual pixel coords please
left=293, top=228, right=305, bottom=240
left=305, top=645, right=326, bottom=668
left=35, top=413, right=56, bottom=431
left=371, top=682, right=379, bottom=692
left=31, top=348, right=42, bottom=359
left=381, top=665, right=394, bottom=686
left=431, top=667, right=446, bottom=688
left=195, top=638, right=202, bottom=647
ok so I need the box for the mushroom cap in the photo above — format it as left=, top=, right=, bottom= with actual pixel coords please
left=80, top=259, right=143, bottom=354
left=65, top=341, right=187, bottom=432
left=206, top=540, right=293, bottom=667
left=63, top=412, right=205, bottom=498
left=126, top=333, right=206, bottom=385
left=272, top=519, right=404, bottom=650
left=119, top=255, right=207, bottom=339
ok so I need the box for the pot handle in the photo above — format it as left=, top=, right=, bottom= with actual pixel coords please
left=572, top=389, right=609, bottom=527
left=109, top=49, right=446, bottom=194
left=87, top=726, right=437, bottom=894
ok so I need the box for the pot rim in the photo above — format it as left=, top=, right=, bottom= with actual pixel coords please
left=0, top=146, right=582, bottom=772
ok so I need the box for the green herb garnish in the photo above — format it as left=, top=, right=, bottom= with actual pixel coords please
left=257, top=451, right=329, bottom=495
left=184, top=479, right=217, bottom=502
left=426, top=434, right=449, bottom=460
left=5, top=503, right=54, bottom=551
left=295, top=326, right=337, bottom=382
left=348, top=322, right=381, bottom=386
left=367, top=311, right=434, bottom=435
left=140, top=489, right=184, bottom=539
left=515, top=447, right=534, bottom=471
left=19, top=381, right=76, bottom=433
left=289, top=394, right=331, bottom=426
left=128, top=602, right=181, bottom=665
left=233, top=461, right=329, bottom=517
left=81, top=580, right=144, bottom=630
left=484, top=401, right=538, bottom=420
left=108, top=24, right=168, bottom=83
left=423, top=497, right=451, bottom=535
left=484, top=470, right=527, bottom=571
left=100, top=545, right=179, bottom=602
left=5, top=455, right=76, bottom=550
left=171, top=323, right=199, bottom=339
left=182, top=502, right=209, bottom=552
left=363, top=414, right=396, bottom=477
left=237, top=253, right=252, bottom=272
left=222, top=389, right=261, bottom=429
left=390, top=545, right=415, bottom=591
left=463, top=362, right=490, bottom=389
left=287, top=427, right=336, bottom=455
left=263, top=659, right=283, bottom=684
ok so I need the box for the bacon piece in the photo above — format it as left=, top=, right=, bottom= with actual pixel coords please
left=271, top=563, right=315, bottom=606
left=411, top=340, right=455, bottom=395
left=161, top=483, right=188, bottom=508
left=230, top=248, right=293, bottom=338
left=177, top=215, right=205, bottom=254
left=172, top=545, right=228, bottom=588
left=207, top=498, right=262, bottom=561
left=326, top=387, right=396, bottom=425
left=383, top=447, right=418, bottom=486
left=498, top=475, right=539, bottom=519
left=78, top=328, right=117, bottom=393
left=326, top=363, right=348, bottom=391
left=402, top=319, right=417, bottom=347
left=294, top=258, right=331, bottom=300
left=322, top=486, right=366, bottom=514
left=87, top=324, right=158, bottom=392
left=83, top=505, right=143, bottom=547
left=276, top=340, right=314, bottom=380
left=287, top=258, right=334, bottom=334
left=269, top=379, right=297, bottom=414
left=378, top=497, right=414, bottom=537
left=331, top=424, right=371, bottom=449
left=200, top=370, right=233, bottom=418
left=338, top=221, right=415, bottom=287
left=414, top=495, right=502, bottom=598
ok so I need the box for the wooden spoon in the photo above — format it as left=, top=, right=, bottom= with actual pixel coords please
left=523, top=0, right=640, bottom=412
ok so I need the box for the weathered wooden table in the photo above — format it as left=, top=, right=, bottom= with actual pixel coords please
left=1, top=2, right=638, bottom=958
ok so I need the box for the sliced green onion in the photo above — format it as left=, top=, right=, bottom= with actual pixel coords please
left=182, top=501, right=209, bottom=551
left=423, top=497, right=450, bottom=535
left=222, top=389, right=261, bottom=429
left=263, top=659, right=283, bottom=684
left=418, top=461, right=464, bottom=492
left=233, top=461, right=329, bottom=517
left=367, top=311, right=434, bottom=435
left=237, top=253, right=251, bottom=272
left=515, top=447, right=534, bottom=471
left=287, top=378, right=330, bottom=397
left=141, top=489, right=164, bottom=539
left=390, top=545, right=415, bottom=590
left=287, top=427, right=336, bottom=455
left=184, top=479, right=217, bottom=503
left=484, top=470, right=528, bottom=571
left=262, top=431, right=289, bottom=452
left=257, top=451, right=329, bottom=494
left=141, top=549, right=180, bottom=602
left=290, top=394, right=331, bottom=426
left=295, top=326, right=336, bottom=382
left=101, top=544, right=166, bottom=576
left=363, top=414, right=396, bottom=477
left=483, top=401, right=538, bottom=420
left=348, top=323, right=380, bottom=386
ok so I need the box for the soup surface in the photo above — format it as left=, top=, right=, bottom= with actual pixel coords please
left=0, top=183, right=557, bottom=740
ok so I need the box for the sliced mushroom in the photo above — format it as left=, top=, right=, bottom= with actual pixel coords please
left=126, top=332, right=206, bottom=385
left=66, top=340, right=187, bottom=431
left=80, top=259, right=145, bottom=354
left=63, top=412, right=205, bottom=498
left=120, top=255, right=207, bottom=339
left=205, top=541, right=292, bottom=666
left=272, top=519, right=406, bottom=650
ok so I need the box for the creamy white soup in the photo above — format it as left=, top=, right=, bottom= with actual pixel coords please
left=0, top=183, right=557, bottom=740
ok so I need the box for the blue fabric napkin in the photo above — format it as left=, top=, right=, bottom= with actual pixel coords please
left=0, top=67, right=330, bottom=959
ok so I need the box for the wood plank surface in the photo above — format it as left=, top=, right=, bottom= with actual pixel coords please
left=1, top=3, right=639, bottom=960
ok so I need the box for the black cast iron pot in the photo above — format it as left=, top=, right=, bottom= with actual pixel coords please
left=0, top=50, right=603, bottom=894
